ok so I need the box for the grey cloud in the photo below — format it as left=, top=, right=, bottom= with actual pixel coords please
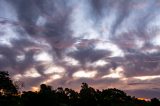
left=89, top=0, right=114, bottom=19
left=0, top=45, right=37, bottom=73
left=127, top=82, right=154, bottom=86
left=0, top=0, right=160, bottom=98
left=68, top=47, right=111, bottom=65
left=110, top=0, right=133, bottom=35
left=126, top=89, right=160, bottom=98
left=123, top=53, right=160, bottom=77
left=7, top=0, right=73, bottom=50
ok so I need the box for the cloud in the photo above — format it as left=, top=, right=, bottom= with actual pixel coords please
left=68, top=47, right=111, bottom=66
left=133, top=75, right=160, bottom=81
left=72, top=70, right=97, bottom=78
left=23, top=68, right=41, bottom=78
left=126, top=89, right=160, bottom=98
left=101, top=66, right=124, bottom=79
left=0, top=0, right=160, bottom=98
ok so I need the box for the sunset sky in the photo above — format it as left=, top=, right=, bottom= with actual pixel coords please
left=0, top=0, right=160, bottom=98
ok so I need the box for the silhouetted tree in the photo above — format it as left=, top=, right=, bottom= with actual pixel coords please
left=79, top=83, right=97, bottom=106
left=151, top=98, right=160, bottom=106
left=0, top=71, right=18, bottom=95
left=39, top=84, right=52, bottom=93
left=65, top=88, right=79, bottom=106
left=55, top=87, right=69, bottom=106
left=21, top=91, right=39, bottom=106
left=0, top=72, right=158, bottom=106
left=0, top=71, right=19, bottom=106
left=98, top=88, right=134, bottom=106
left=38, top=84, right=58, bottom=106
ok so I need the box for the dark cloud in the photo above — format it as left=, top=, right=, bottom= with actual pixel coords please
left=111, top=0, right=133, bottom=35
left=89, top=0, right=113, bottom=19
left=126, top=89, right=160, bottom=98
left=7, top=0, right=73, bottom=55
left=0, top=0, right=160, bottom=98
left=7, top=0, right=39, bottom=34
left=123, top=53, right=160, bottom=77
left=0, top=45, right=38, bottom=74
left=127, top=82, right=153, bottom=86
left=69, top=47, right=111, bottom=65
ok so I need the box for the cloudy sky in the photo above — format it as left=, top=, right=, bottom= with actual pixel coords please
left=0, top=0, right=160, bottom=98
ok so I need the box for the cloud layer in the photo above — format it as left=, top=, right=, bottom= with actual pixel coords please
left=0, top=0, right=160, bottom=98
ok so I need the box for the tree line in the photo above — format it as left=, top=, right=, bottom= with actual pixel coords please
left=0, top=71, right=160, bottom=106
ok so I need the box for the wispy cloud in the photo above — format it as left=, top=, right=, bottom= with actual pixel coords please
left=0, top=0, right=160, bottom=98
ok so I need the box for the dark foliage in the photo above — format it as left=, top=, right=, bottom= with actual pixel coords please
left=0, top=71, right=18, bottom=95
left=0, top=71, right=160, bottom=106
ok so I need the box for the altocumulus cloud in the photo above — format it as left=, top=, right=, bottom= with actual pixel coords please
left=0, top=0, right=160, bottom=98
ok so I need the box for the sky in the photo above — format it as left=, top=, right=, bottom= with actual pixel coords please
left=0, top=0, right=160, bottom=98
